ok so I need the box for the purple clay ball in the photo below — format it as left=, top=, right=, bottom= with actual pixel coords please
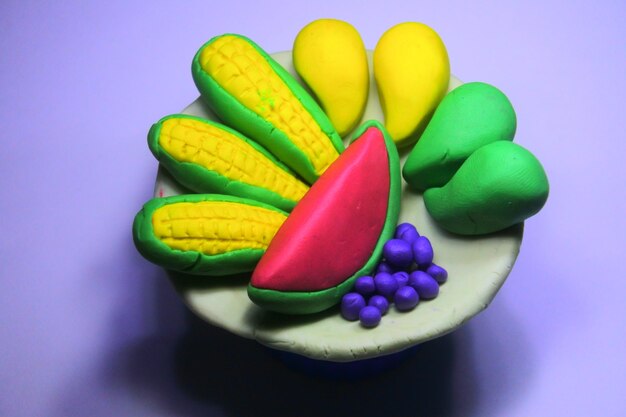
left=394, top=223, right=418, bottom=240
left=412, top=236, right=434, bottom=267
left=376, top=261, right=395, bottom=274
left=341, top=292, right=366, bottom=321
left=374, top=272, right=399, bottom=300
left=398, top=224, right=420, bottom=244
left=409, top=270, right=439, bottom=299
left=426, top=263, right=448, bottom=284
left=393, top=271, right=409, bottom=288
left=368, top=295, right=389, bottom=315
left=359, top=306, right=382, bottom=328
left=383, top=239, right=414, bottom=269
left=394, top=286, right=420, bottom=311
left=354, top=276, right=376, bottom=296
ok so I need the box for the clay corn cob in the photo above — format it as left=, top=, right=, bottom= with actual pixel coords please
left=149, top=114, right=309, bottom=212
left=192, top=34, right=344, bottom=184
left=133, top=194, right=287, bottom=276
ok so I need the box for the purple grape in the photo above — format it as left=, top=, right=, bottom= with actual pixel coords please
left=426, top=263, right=448, bottom=284
left=393, top=271, right=409, bottom=287
left=376, top=261, right=395, bottom=274
left=341, top=292, right=366, bottom=321
left=374, top=272, right=399, bottom=299
left=394, top=223, right=417, bottom=240
left=383, top=239, right=413, bottom=268
left=368, top=295, right=389, bottom=315
left=359, top=306, right=382, bottom=328
left=354, top=276, right=376, bottom=296
left=409, top=270, right=439, bottom=299
left=394, top=286, right=419, bottom=311
left=412, top=236, right=434, bottom=266
left=398, top=224, right=420, bottom=244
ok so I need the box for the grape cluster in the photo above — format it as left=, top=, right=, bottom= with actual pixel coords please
left=340, top=223, right=448, bottom=328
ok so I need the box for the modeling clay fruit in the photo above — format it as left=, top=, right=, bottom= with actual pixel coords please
left=426, top=264, right=448, bottom=284
left=395, top=222, right=419, bottom=241
left=354, top=276, right=376, bottom=296
left=133, top=194, right=287, bottom=275
left=403, top=82, right=517, bottom=190
left=148, top=114, right=309, bottom=212
left=247, top=120, right=401, bottom=314
left=424, top=141, right=549, bottom=235
left=374, top=22, right=450, bottom=147
left=412, top=236, right=434, bottom=266
left=408, top=271, right=439, bottom=299
left=368, top=295, right=389, bottom=315
left=393, top=271, right=410, bottom=287
left=377, top=262, right=395, bottom=274
left=293, top=18, right=369, bottom=136
left=394, top=286, right=419, bottom=311
left=359, top=306, right=382, bottom=328
left=192, top=34, right=344, bottom=184
left=341, top=292, right=366, bottom=321
left=374, top=272, right=399, bottom=300
left=383, top=239, right=413, bottom=268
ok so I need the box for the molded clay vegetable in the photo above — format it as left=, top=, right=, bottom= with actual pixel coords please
left=192, top=34, right=344, bottom=184
left=133, top=194, right=287, bottom=275
left=148, top=114, right=308, bottom=212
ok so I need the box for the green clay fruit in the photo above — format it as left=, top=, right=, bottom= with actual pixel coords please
left=424, top=141, right=549, bottom=235
left=403, top=82, right=516, bottom=191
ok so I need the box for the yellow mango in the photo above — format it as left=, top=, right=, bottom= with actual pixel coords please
left=374, top=22, right=450, bottom=147
left=293, top=19, right=369, bottom=137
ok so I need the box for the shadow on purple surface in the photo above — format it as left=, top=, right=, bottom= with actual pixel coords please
left=172, top=316, right=465, bottom=417
left=66, top=250, right=532, bottom=417
left=108, top=277, right=475, bottom=416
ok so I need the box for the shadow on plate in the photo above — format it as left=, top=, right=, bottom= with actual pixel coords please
left=88, top=231, right=534, bottom=417
left=100, top=266, right=469, bottom=416
left=170, top=311, right=466, bottom=417
left=169, top=270, right=251, bottom=291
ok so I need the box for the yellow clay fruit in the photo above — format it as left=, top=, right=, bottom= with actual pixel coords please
left=374, top=22, right=450, bottom=147
left=293, top=19, right=369, bottom=137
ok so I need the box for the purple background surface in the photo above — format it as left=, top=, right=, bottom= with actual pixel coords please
left=1, top=1, right=625, bottom=416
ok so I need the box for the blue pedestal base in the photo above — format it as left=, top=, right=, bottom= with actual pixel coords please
left=268, top=345, right=421, bottom=380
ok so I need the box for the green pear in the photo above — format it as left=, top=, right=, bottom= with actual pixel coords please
left=403, top=82, right=516, bottom=190
left=424, top=141, right=549, bottom=235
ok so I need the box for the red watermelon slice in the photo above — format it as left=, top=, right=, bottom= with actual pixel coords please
left=247, top=120, right=401, bottom=314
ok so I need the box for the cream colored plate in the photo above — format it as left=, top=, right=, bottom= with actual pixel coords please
left=154, top=51, right=522, bottom=362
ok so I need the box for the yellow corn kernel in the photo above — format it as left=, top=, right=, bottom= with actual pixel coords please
left=198, top=35, right=340, bottom=176
left=152, top=201, right=287, bottom=255
left=159, top=117, right=309, bottom=202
